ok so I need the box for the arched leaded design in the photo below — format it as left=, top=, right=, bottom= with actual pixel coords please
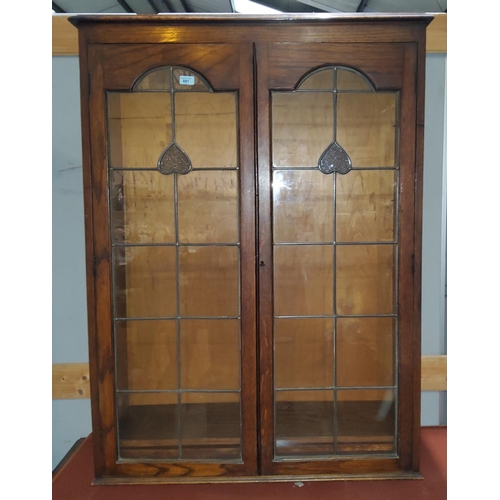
left=133, top=66, right=212, bottom=92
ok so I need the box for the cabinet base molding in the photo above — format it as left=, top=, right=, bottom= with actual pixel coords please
left=93, top=471, right=423, bottom=485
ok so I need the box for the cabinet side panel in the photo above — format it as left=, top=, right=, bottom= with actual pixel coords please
left=396, top=42, right=419, bottom=471
left=412, top=26, right=428, bottom=472
left=77, top=29, right=106, bottom=478
left=88, top=44, right=119, bottom=475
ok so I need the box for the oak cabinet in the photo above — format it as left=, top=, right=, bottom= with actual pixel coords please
left=70, top=13, right=431, bottom=483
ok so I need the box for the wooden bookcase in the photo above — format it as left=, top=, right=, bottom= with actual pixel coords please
left=70, top=13, right=432, bottom=483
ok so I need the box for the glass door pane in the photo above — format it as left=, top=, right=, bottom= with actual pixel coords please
left=271, top=66, right=399, bottom=459
left=108, top=66, right=242, bottom=461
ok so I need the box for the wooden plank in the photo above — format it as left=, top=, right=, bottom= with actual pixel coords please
left=52, top=363, right=90, bottom=399
left=52, top=355, right=447, bottom=399
left=426, top=13, right=447, bottom=53
left=52, top=15, right=78, bottom=55
left=421, top=355, right=447, bottom=391
left=52, top=14, right=446, bottom=56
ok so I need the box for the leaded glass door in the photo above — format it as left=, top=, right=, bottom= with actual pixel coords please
left=257, top=42, right=419, bottom=475
left=88, top=43, right=257, bottom=477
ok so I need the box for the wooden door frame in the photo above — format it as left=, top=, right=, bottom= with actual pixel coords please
left=256, top=27, right=427, bottom=476
left=82, top=39, right=258, bottom=479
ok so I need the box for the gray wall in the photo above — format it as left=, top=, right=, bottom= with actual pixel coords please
left=52, top=53, right=447, bottom=469
left=421, top=54, right=447, bottom=425
left=52, top=56, right=92, bottom=469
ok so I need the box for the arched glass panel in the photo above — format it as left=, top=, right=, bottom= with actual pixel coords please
left=133, top=66, right=211, bottom=92
left=297, top=66, right=373, bottom=92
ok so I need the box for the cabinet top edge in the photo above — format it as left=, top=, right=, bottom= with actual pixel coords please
left=68, top=13, right=434, bottom=28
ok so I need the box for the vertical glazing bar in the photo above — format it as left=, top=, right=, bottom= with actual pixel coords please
left=333, top=316, right=338, bottom=454
left=237, top=121, right=242, bottom=452
left=332, top=66, right=339, bottom=453
left=174, top=173, right=182, bottom=459
left=333, top=67, right=338, bottom=143
left=272, top=240, right=276, bottom=459
left=170, top=67, right=176, bottom=145
left=108, top=94, right=125, bottom=459
left=393, top=314, right=398, bottom=452
left=170, top=67, right=183, bottom=459
left=393, top=91, right=401, bottom=453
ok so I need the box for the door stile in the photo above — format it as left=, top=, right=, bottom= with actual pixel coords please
left=396, top=41, right=420, bottom=471
left=255, top=42, right=275, bottom=476
left=238, top=42, right=259, bottom=476
left=87, top=44, right=119, bottom=475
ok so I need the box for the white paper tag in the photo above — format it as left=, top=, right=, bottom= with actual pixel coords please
left=179, top=75, right=195, bottom=85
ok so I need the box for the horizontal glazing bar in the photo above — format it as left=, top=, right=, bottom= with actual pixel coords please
left=115, top=316, right=241, bottom=321
left=273, top=453, right=398, bottom=463
left=275, top=387, right=335, bottom=392
left=294, top=89, right=376, bottom=94
left=336, top=386, right=397, bottom=391
left=273, top=241, right=397, bottom=246
left=350, top=167, right=399, bottom=171
left=191, top=167, right=240, bottom=171
left=118, top=457, right=245, bottom=465
left=336, top=241, right=397, bottom=246
left=272, top=166, right=399, bottom=171
left=277, top=90, right=398, bottom=95
left=274, top=241, right=333, bottom=246
left=272, top=167, right=319, bottom=171
left=109, top=167, right=239, bottom=171
left=274, top=386, right=396, bottom=392
left=116, top=389, right=241, bottom=394
left=131, top=89, right=215, bottom=94
left=274, top=314, right=397, bottom=319
left=112, top=242, right=240, bottom=247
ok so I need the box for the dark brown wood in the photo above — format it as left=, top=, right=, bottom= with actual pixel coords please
left=77, top=28, right=106, bottom=478
left=238, top=42, right=259, bottom=476
left=256, top=42, right=274, bottom=476
left=74, top=14, right=430, bottom=482
left=257, top=38, right=424, bottom=476
left=88, top=44, right=119, bottom=475
left=78, top=22, right=428, bottom=47
left=84, top=38, right=259, bottom=479
left=396, top=42, right=418, bottom=472
left=267, top=43, right=407, bottom=90
left=69, top=13, right=433, bottom=25
left=96, top=44, right=241, bottom=90
left=412, top=24, right=429, bottom=473
left=53, top=427, right=448, bottom=491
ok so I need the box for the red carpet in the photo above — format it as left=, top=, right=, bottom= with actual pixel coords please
left=53, top=426, right=446, bottom=499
